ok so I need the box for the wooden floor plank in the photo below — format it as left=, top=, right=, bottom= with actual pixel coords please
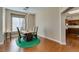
left=0, top=35, right=79, bottom=52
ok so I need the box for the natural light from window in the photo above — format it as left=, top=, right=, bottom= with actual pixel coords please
left=12, top=15, right=25, bottom=32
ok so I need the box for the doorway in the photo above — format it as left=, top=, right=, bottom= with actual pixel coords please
left=65, top=8, right=79, bottom=46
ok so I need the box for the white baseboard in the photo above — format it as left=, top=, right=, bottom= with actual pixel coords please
left=0, top=34, right=66, bottom=45
left=38, top=34, right=66, bottom=45
left=59, top=41, right=66, bottom=45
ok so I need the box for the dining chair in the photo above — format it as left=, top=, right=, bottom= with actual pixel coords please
left=33, top=26, right=38, bottom=38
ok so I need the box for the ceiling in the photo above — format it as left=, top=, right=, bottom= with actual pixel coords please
left=5, top=7, right=63, bottom=14
left=66, top=7, right=79, bottom=15
left=5, top=7, right=37, bottom=14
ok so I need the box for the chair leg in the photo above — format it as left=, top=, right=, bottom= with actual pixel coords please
left=4, top=40, right=6, bottom=44
left=35, top=34, right=37, bottom=38
left=10, top=32, right=11, bottom=41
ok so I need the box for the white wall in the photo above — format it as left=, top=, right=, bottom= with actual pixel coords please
left=3, top=8, right=6, bottom=34
left=60, top=14, right=66, bottom=45
left=28, top=14, right=35, bottom=31
left=35, top=7, right=61, bottom=43
left=0, top=7, right=4, bottom=43
left=59, top=7, right=68, bottom=13
left=59, top=8, right=67, bottom=45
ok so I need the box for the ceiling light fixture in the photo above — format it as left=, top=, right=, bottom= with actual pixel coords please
left=24, top=7, right=29, bottom=10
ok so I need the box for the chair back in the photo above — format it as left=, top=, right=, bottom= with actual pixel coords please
left=33, top=26, right=38, bottom=34
left=17, top=27, right=21, bottom=38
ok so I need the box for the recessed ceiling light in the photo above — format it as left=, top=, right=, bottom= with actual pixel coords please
left=68, top=9, right=79, bottom=14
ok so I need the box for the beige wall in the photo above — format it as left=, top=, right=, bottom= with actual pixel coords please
left=61, top=14, right=66, bottom=45
left=59, top=8, right=67, bottom=45
left=3, top=8, right=6, bottom=33
left=28, top=14, right=35, bottom=31
left=0, top=7, right=4, bottom=43
left=35, top=7, right=61, bottom=43
left=0, top=8, right=3, bottom=33
left=59, top=7, right=68, bottom=13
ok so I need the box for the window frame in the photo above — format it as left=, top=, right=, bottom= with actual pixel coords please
left=11, top=13, right=26, bottom=32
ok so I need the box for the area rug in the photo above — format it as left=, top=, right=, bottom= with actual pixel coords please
left=16, top=37, right=40, bottom=48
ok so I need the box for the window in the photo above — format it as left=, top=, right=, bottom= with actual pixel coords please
left=11, top=14, right=25, bottom=32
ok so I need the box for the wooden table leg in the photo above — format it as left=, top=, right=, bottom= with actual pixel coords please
left=4, top=32, right=11, bottom=44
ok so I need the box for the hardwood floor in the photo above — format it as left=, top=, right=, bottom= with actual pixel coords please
left=0, top=35, right=79, bottom=52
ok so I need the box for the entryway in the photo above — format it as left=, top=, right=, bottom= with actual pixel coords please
left=65, top=7, right=79, bottom=46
